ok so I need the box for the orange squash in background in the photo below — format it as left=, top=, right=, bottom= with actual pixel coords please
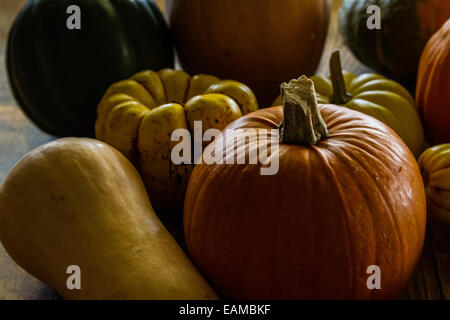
left=166, top=0, right=331, bottom=106
left=416, top=19, right=450, bottom=145
left=184, top=76, right=426, bottom=299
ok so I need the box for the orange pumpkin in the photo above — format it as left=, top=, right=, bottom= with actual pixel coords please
left=184, top=76, right=426, bottom=299
left=416, top=19, right=450, bottom=145
left=166, top=0, right=330, bottom=106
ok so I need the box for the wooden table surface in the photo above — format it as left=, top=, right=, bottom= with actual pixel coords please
left=0, top=0, right=448, bottom=300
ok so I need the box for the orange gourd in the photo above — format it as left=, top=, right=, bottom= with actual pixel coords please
left=166, top=0, right=330, bottom=106
left=416, top=19, right=450, bottom=145
left=184, top=76, right=426, bottom=299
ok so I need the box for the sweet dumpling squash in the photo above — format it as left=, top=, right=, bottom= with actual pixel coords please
left=418, top=143, right=450, bottom=225
left=96, top=69, right=258, bottom=213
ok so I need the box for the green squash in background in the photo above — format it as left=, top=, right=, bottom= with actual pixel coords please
left=339, top=0, right=450, bottom=88
left=7, top=0, right=174, bottom=137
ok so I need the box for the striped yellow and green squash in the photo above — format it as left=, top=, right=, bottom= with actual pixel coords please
left=418, top=144, right=450, bottom=225
left=273, top=52, right=425, bottom=157
left=96, top=68, right=258, bottom=213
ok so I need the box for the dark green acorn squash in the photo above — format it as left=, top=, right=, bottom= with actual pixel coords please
left=7, top=0, right=174, bottom=137
left=339, top=0, right=450, bottom=87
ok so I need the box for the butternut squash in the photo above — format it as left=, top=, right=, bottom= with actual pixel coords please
left=0, top=138, right=217, bottom=300
left=96, top=69, right=258, bottom=213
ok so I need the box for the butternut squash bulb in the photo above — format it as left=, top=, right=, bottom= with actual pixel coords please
left=185, top=76, right=426, bottom=299
left=273, top=52, right=425, bottom=157
left=96, top=69, right=258, bottom=213
left=0, top=138, right=218, bottom=300
left=418, top=144, right=450, bottom=225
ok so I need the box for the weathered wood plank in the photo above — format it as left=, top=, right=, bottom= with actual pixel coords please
left=429, top=220, right=450, bottom=299
left=0, top=0, right=56, bottom=300
left=401, top=224, right=443, bottom=300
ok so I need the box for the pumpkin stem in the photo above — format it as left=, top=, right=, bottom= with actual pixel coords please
left=280, top=75, right=328, bottom=145
left=329, top=51, right=352, bottom=104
